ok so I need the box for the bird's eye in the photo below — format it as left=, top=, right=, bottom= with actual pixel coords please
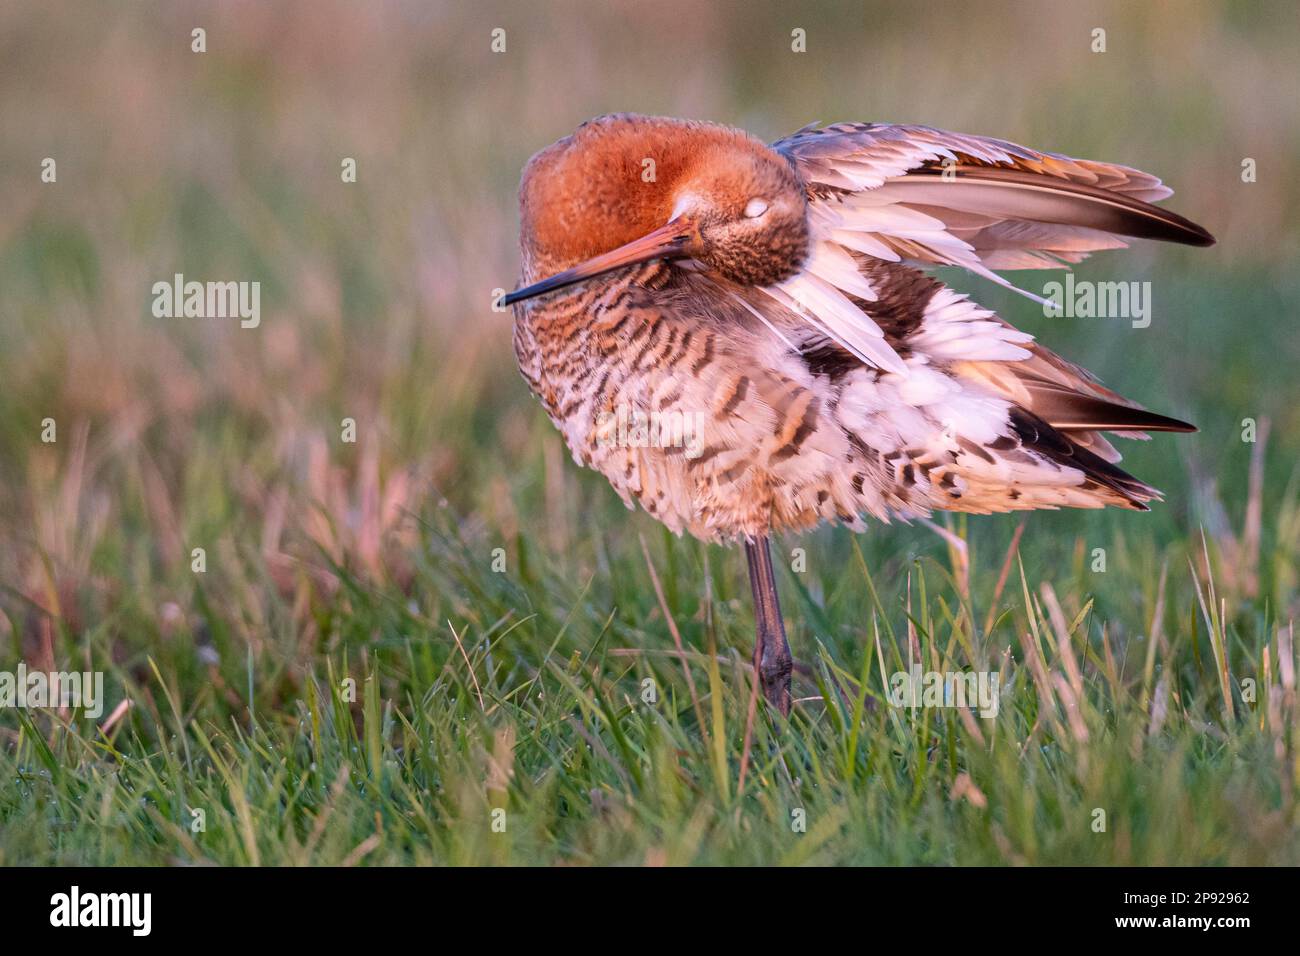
left=743, top=198, right=769, bottom=219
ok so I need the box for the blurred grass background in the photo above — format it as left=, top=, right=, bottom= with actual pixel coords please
left=1, top=0, right=1299, bottom=865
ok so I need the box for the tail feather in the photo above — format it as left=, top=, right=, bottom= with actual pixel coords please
left=1008, top=407, right=1159, bottom=510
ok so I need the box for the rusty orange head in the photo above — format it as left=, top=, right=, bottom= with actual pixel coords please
left=505, top=113, right=809, bottom=305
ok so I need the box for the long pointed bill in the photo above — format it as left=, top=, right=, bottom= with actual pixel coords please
left=503, top=219, right=699, bottom=306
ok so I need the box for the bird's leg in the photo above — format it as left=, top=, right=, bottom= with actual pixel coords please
left=744, top=536, right=792, bottom=716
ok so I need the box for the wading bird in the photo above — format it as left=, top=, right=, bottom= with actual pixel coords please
left=505, top=114, right=1213, bottom=715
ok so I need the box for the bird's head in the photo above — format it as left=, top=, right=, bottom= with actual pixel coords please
left=505, top=114, right=809, bottom=305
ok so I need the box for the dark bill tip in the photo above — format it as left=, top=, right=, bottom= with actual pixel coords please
left=502, top=219, right=698, bottom=307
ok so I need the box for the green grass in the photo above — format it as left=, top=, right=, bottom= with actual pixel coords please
left=4, top=475, right=1300, bottom=865
left=2, top=0, right=1300, bottom=866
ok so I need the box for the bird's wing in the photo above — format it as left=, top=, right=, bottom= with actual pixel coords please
left=765, top=122, right=1212, bottom=372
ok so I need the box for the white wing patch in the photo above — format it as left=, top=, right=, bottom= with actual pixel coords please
left=760, top=269, right=906, bottom=374
left=911, top=287, right=1034, bottom=363
left=755, top=213, right=1037, bottom=375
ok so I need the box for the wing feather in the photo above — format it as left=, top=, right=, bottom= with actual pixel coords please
left=756, top=121, right=1212, bottom=378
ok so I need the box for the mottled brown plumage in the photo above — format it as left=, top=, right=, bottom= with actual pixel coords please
left=506, top=113, right=1213, bottom=713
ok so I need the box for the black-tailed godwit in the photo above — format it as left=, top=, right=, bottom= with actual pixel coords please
left=505, top=114, right=1213, bottom=715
